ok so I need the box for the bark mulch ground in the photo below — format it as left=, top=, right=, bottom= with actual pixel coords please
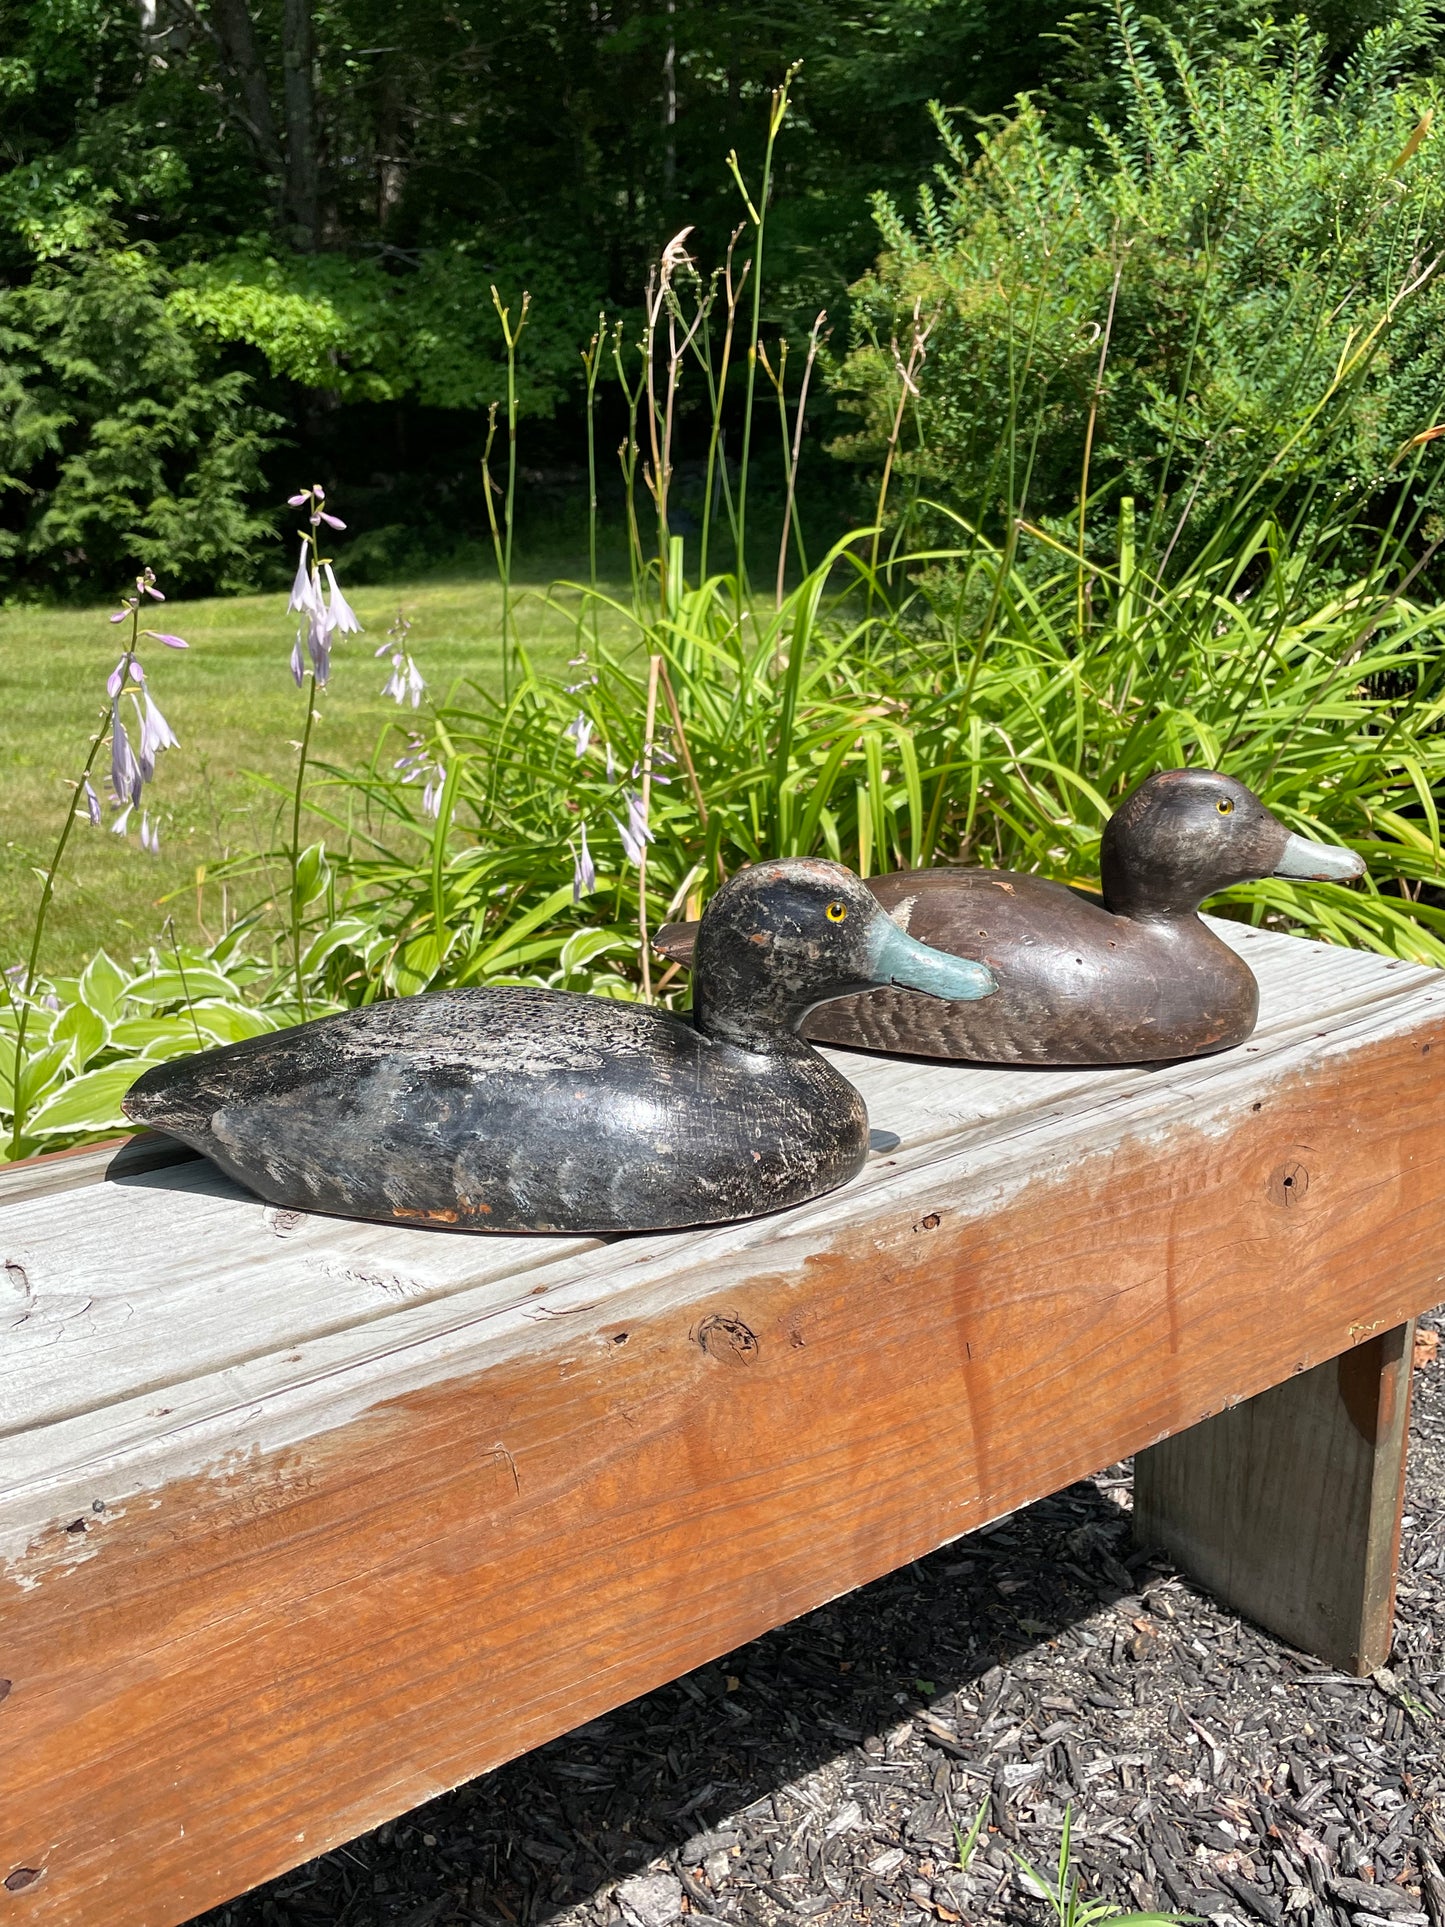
left=196, top=1312, right=1445, bottom=1927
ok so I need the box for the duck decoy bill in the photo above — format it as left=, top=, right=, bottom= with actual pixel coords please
left=122, top=858, right=996, bottom=1235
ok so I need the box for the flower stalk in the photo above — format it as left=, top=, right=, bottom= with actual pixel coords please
left=727, top=62, right=799, bottom=602
left=635, top=653, right=663, bottom=1003
left=9, top=570, right=187, bottom=1158
left=284, top=485, right=359, bottom=1019
left=490, top=287, right=531, bottom=702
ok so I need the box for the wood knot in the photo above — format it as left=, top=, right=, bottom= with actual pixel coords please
left=4, top=1870, right=44, bottom=1893
left=695, top=1313, right=759, bottom=1366
left=1267, top=1161, right=1310, bottom=1207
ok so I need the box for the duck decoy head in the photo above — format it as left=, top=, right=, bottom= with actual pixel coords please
left=1101, top=770, right=1366, bottom=919
left=691, top=857, right=996, bottom=1051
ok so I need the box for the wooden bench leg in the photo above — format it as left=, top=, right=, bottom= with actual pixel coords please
left=1133, top=1323, right=1416, bottom=1675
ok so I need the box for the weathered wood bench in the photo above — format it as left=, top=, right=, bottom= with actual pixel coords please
left=3, top=920, right=1443, bottom=1927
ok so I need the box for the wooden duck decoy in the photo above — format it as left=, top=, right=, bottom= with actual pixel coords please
left=654, top=772, right=1366, bottom=1066
left=121, top=859, right=996, bottom=1233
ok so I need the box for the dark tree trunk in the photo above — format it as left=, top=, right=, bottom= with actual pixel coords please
left=376, top=59, right=405, bottom=231
left=208, top=0, right=282, bottom=178
left=282, top=0, right=320, bottom=250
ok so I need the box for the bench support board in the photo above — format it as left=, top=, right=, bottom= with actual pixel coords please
left=1134, top=1323, right=1415, bottom=1674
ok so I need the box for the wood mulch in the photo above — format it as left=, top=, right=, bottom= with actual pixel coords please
left=195, top=1313, right=1445, bottom=1927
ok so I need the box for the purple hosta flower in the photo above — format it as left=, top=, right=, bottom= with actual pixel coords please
left=143, top=631, right=189, bottom=650
left=107, top=656, right=128, bottom=698
left=324, top=564, right=361, bottom=634
left=291, top=480, right=347, bottom=530
left=110, top=703, right=141, bottom=808
left=421, top=759, right=447, bottom=820
left=140, top=812, right=161, bottom=855
left=136, top=567, right=164, bottom=602
left=109, top=609, right=131, bottom=625
left=290, top=631, right=306, bottom=687
left=572, top=821, right=596, bottom=903
left=81, top=777, right=102, bottom=827
left=382, top=654, right=425, bottom=707
left=307, top=605, right=334, bottom=686
left=394, top=734, right=427, bottom=779
left=611, top=789, right=654, bottom=867
left=111, top=803, right=133, bottom=836
left=288, top=539, right=322, bottom=616
left=394, top=734, right=445, bottom=808
left=564, top=713, right=594, bottom=759
left=138, top=693, right=179, bottom=782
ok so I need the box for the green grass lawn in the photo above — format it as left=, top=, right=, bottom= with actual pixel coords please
left=2, top=560, right=622, bottom=977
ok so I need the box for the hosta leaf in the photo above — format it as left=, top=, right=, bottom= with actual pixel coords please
left=301, top=915, right=374, bottom=975
left=558, top=926, right=629, bottom=974
left=294, top=842, right=330, bottom=906
left=124, top=967, right=245, bottom=1006
left=390, top=929, right=444, bottom=996
left=26, top=1060, right=145, bottom=1135
left=189, top=1001, right=284, bottom=1045
left=16, top=1043, right=70, bottom=1112
left=51, top=1001, right=109, bottom=1069
left=110, top=1015, right=206, bottom=1054
left=78, top=950, right=130, bottom=1020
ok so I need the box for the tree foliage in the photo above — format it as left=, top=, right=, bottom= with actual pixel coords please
left=0, top=247, right=276, bottom=589
left=1, top=0, right=1440, bottom=590
left=835, top=5, right=1445, bottom=574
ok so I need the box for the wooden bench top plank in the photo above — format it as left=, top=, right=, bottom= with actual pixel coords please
left=3, top=922, right=1442, bottom=1553
left=2, top=923, right=1444, bottom=1927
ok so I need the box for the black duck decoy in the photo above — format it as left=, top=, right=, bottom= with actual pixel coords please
left=654, top=771, right=1366, bottom=1066
left=122, top=859, right=996, bottom=1233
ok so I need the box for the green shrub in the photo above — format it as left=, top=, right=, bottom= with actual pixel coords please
left=0, top=931, right=306, bottom=1157
left=834, top=7, right=1445, bottom=576
left=168, top=244, right=607, bottom=419
left=0, top=247, right=278, bottom=593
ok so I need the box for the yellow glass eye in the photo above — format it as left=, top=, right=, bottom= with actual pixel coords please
left=1216, top=797, right=1235, bottom=815
left=825, top=899, right=848, bottom=923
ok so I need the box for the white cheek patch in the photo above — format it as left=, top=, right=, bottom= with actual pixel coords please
left=889, top=895, right=919, bottom=934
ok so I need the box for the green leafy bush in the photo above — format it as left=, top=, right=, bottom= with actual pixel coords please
left=0, top=248, right=278, bottom=592
left=169, top=245, right=607, bottom=418
left=1, top=931, right=305, bottom=1157
left=835, top=7, right=1445, bottom=573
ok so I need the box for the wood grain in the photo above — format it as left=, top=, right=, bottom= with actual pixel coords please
left=1134, top=1322, right=1416, bottom=1673
left=2, top=978, right=1444, bottom=1926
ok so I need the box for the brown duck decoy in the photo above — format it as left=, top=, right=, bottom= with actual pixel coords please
left=122, top=858, right=995, bottom=1234
left=654, top=771, right=1366, bottom=1066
